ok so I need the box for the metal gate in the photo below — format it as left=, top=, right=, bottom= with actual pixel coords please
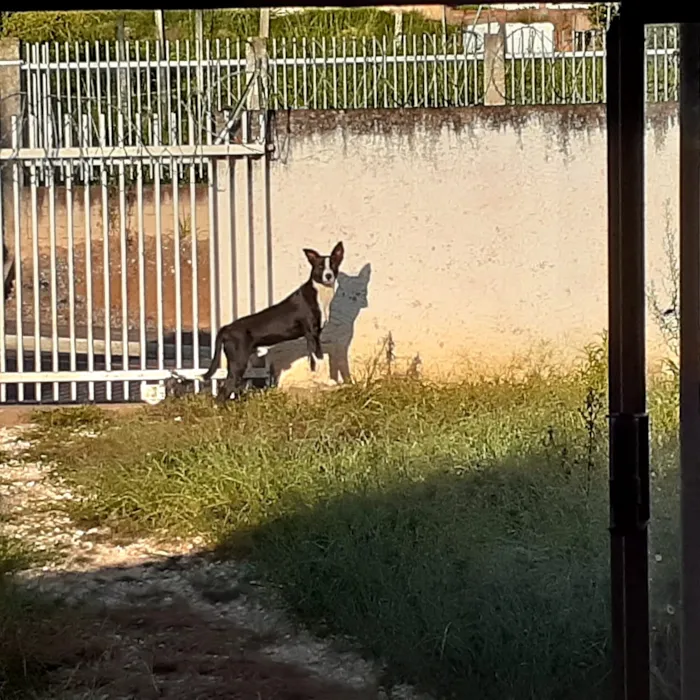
left=0, top=38, right=273, bottom=403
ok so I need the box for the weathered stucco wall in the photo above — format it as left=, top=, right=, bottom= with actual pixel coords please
left=5, top=104, right=680, bottom=382
left=266, top=104, right=679, bottom=379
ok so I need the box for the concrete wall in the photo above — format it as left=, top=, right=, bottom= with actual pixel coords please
left=3, top=103, right=681, bottom=382
left=266, top=104, right=678, bottom=380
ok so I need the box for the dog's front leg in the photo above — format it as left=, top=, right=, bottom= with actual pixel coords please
left=305, top=333, right=318, bottom=372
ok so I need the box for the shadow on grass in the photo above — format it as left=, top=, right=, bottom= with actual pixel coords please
left=219, top=451, right=612, bottom=700
left=220, top=449, right=679, bottom=700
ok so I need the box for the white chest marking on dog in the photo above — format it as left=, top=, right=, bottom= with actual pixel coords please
left=255, top=346, right=269, bottom=358
left=313, top=281, right=335, bottom=328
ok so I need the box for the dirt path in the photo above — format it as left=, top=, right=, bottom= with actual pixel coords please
left=0, top=425, right=430, bottom=700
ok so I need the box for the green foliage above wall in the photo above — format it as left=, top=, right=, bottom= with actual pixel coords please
left=0, top=9, right=465, bottom=44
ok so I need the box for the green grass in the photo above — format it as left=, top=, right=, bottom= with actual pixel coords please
left=24, top=339, right=681, bottom=700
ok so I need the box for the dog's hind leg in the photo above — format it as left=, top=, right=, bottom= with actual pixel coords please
left=218, top=363, right=247, bottom=403
left=217, top=337, right=250, bottom=403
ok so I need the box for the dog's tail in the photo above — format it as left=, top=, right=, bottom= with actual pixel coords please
left=201, top=329, right=224, bottom=381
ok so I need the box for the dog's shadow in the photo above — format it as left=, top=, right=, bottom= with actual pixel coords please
left=266, top=262, right=372, bottom=386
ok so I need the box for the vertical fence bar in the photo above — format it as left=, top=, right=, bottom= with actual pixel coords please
left=65, top=119, right=77, bottom=401
left=302, top=37, right=308, bottom=107
left=226, top=38, right=232, bottom=107
left=105, top=42, right=113, bottom=146
left=173, top=156, right=182, bottom=369
left=136, top=41, right=143, bottom=146
left=371, top=38, right=377, bottom=108
left=30, top=159, right=40, bottom=400
left=100, top=116, right=112, bottom=401
left=54, top=42, right=63, bottom=149
left=422, top=36, right=429, bottom=107
left=383, top=35, right=389, bottom=109
left=95, top=41, right=103, bottom=140
left=176, top=41, right=183, bottom=150
left=332, top=37, right=338, bottom=109
left=64, top=43, right=73, bottom=144
left=12, top=118, right=23, bottom=402
left=215, top=39, right=222, bottom=113
left=452, top=33, right=458, bottom=106
left=342, top=37, right=348, bottom=109
left=352, top=38, right=358, bottom=109
left=206, top=40, right=213, bottom=145
left=75, top=42, right=83, bottom=146
left=105, top=41, right=114, bottom=146
left=263, top=142, right=273, bottom=309
left=282, top=38, right=289, bottom=110
left=41, top=44, right=50, bottom=150
left=118, top=113, right=129, bottom=399
left=155, top=40, right=163, bottom=145
left=82, top=117, right=94, bottom=401
left=403, top=35, right=409, bottom=108
left=153, top=122, right=164, bottom=372
left=166, top=40, right=174, bottom=142
left=442, top=32, right=448, bottom=106
left=190, top=160, right=199, bottom=383
left=207, top=157, right=217, bottom=394
left=413, top=35, right=419, bottom=107
left=48, top=164, right=59, bottom=401
left=136, top=137, right=146, bottom=379
left=126, top=40, right=133, bottom=146
left=185, top=42, right=193, bottom=146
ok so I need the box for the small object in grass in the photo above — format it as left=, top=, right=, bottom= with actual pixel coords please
left=141, top=381, right=166, bottom=406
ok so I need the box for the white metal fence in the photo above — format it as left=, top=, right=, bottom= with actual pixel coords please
left=9, top=25, right=680, bottom=147
left=0, top=111, right=271, bottom=404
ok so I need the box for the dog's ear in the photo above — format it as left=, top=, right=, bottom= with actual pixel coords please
left=330, top=241, right=344, bottom=266
left=303, top=248, right=321, bottom=266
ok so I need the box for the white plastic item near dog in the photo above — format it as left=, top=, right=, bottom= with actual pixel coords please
left=141, top=381, right=167, bottom=405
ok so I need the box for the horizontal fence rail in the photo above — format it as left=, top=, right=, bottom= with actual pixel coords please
left=0, top=25, right=679, bottom=154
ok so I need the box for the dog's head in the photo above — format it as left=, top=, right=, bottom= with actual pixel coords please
left=303, top=241, right=344, bottom=288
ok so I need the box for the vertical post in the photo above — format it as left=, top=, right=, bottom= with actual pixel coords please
left=195, top=10, right=204, bottom=130
left=484, top=29, right=506, bottom=106
left=194, top=10, right=204, bottom=46
left=0, top=38, right=19, bottom=302
left=606, top=12, right=651, bottom=700
left=394, top=11, right=403, bottom=48
left=259, top=8, right=271, bottom=40
left=214, top=110, right=235, bottom=332
left=246, top=36, right=269, bottom=114
left=154, top=11, right=165, bottom=49
left=679, top=23, right=700, bottom=700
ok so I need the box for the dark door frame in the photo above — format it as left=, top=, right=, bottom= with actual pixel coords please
left=610, top=8, right=700, bottom=700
